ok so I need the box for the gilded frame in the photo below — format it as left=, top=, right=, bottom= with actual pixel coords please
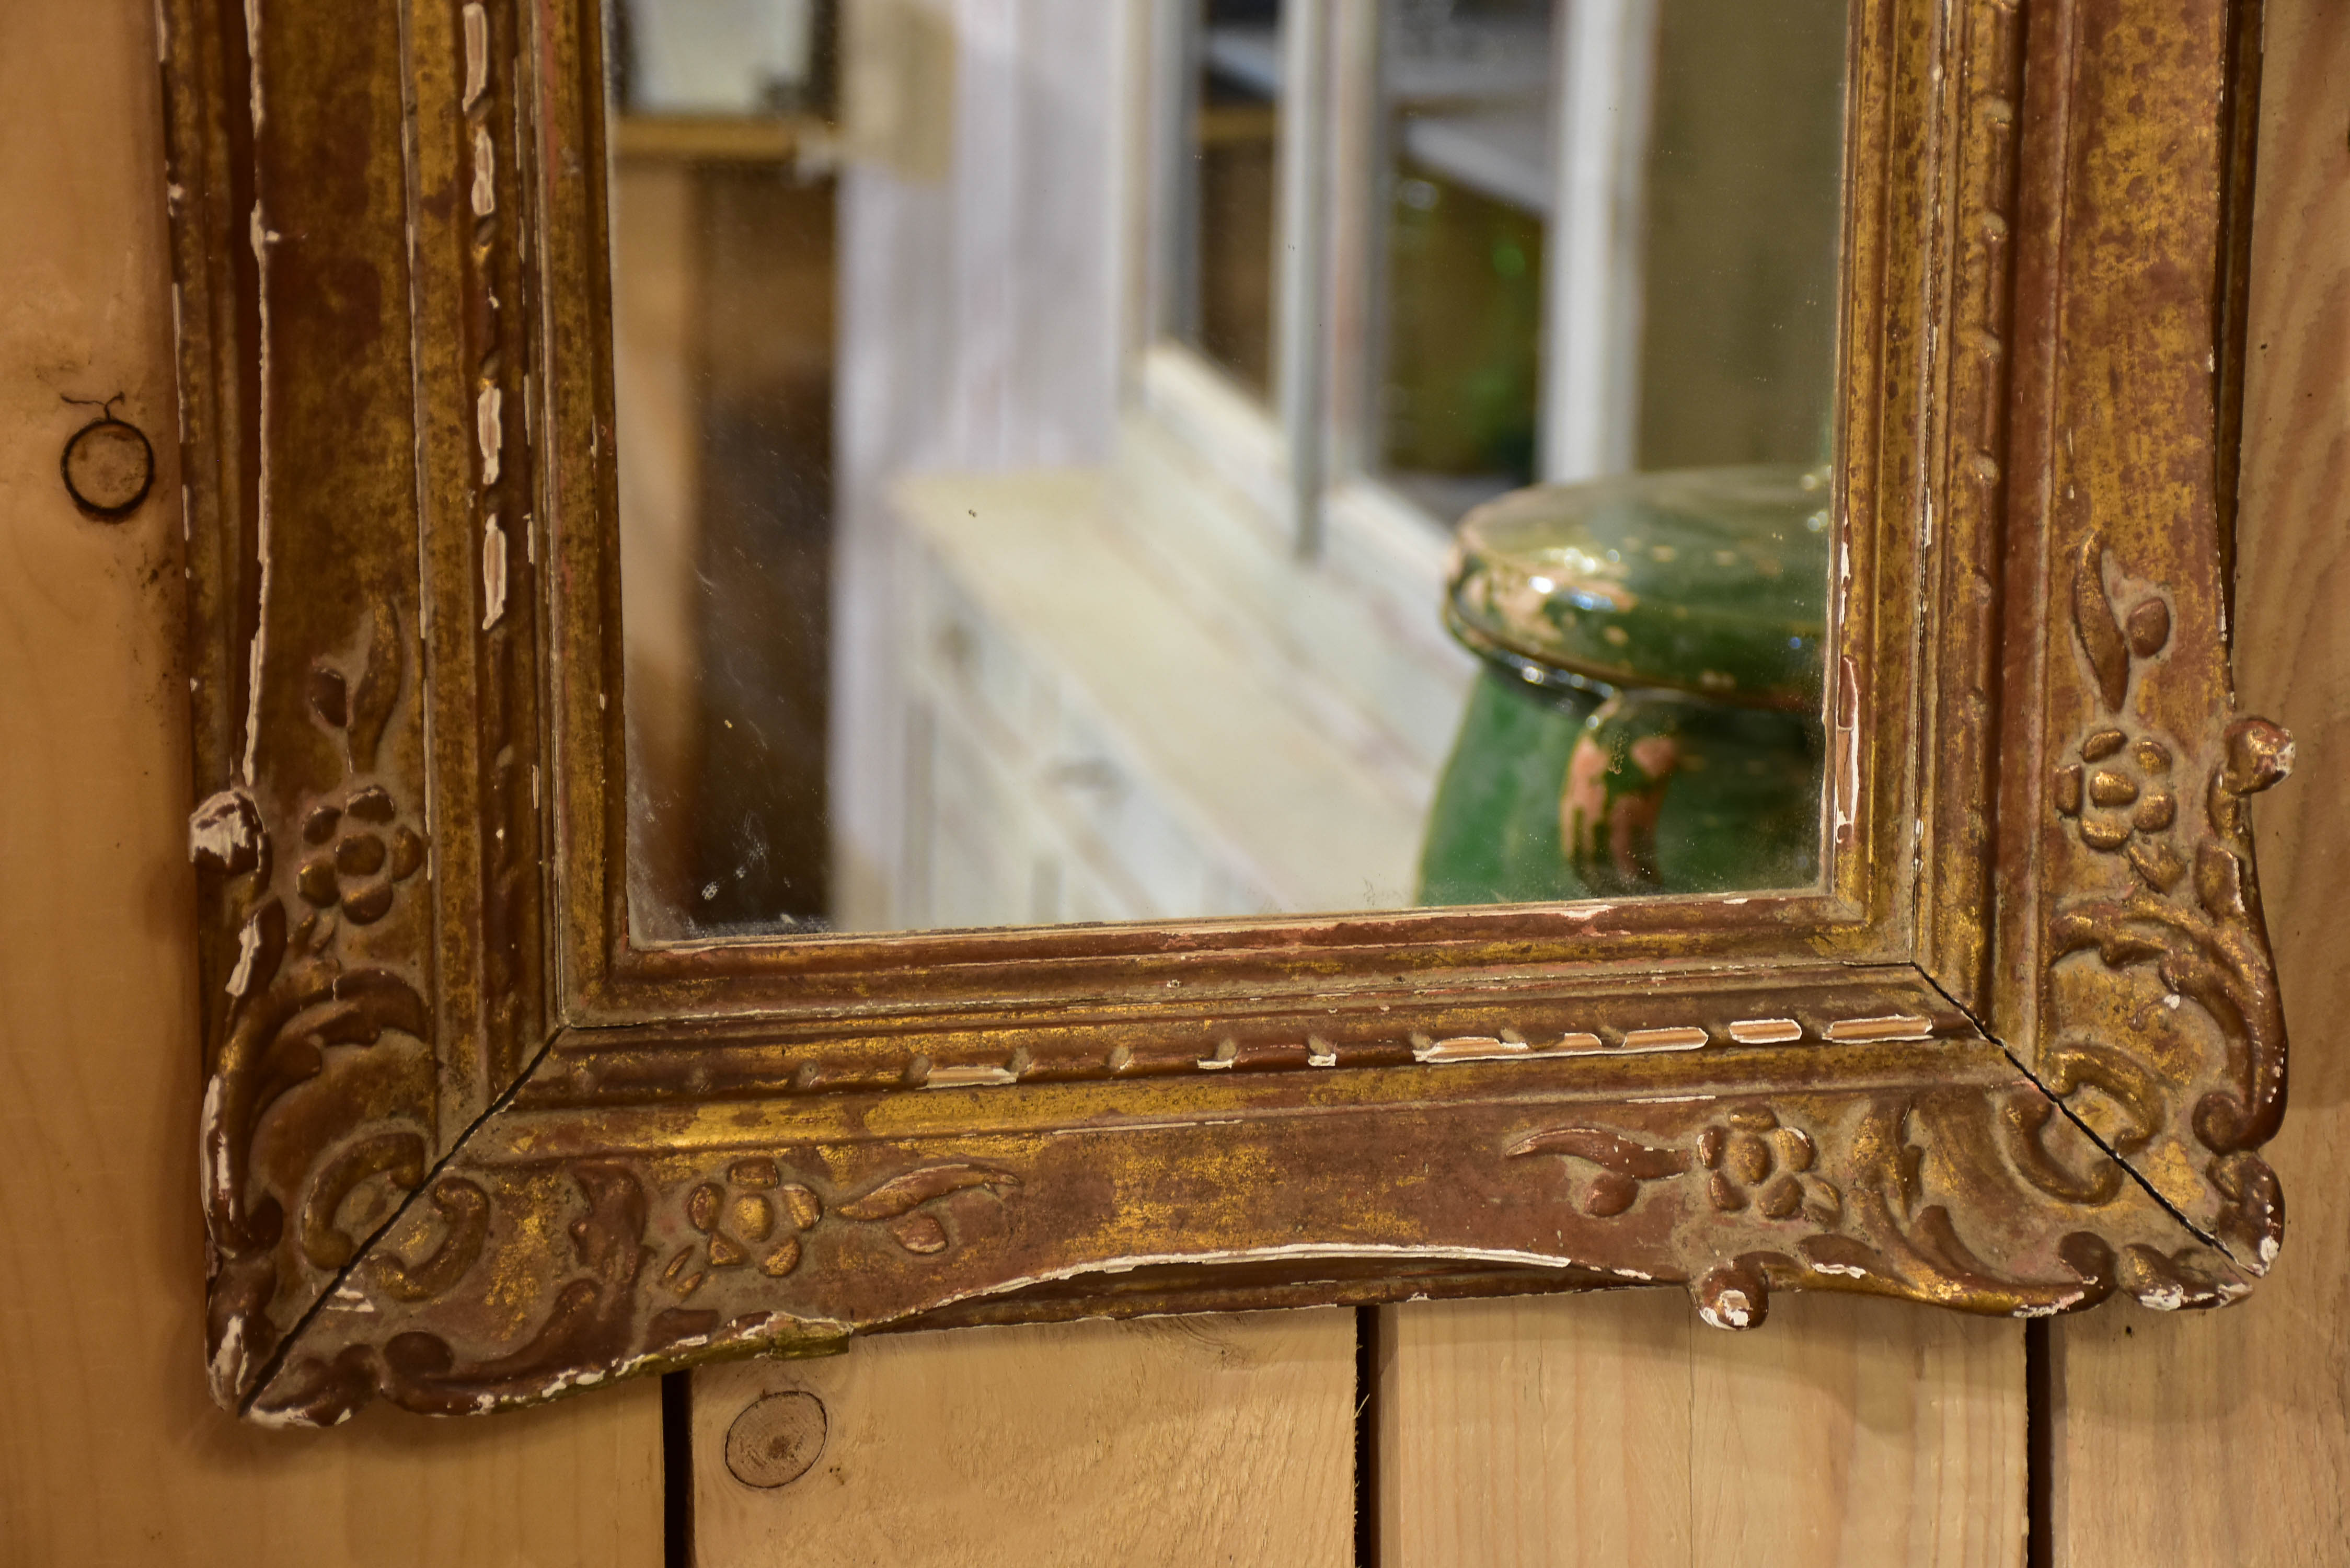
left=160, top=0, right=2293, bottom=1426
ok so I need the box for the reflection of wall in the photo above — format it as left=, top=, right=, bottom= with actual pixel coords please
left=831, top=0, right=1129, bottom=931
left=832, top=1, right=1459, bottom=931
left=1635, top=0, right=1846, bottom=470
left=841, top=0, right=958, bottom=181
left=613, top=132, right=837, bottom=937
left=689, top=167, right=836, bottom=929
left=612, top=160, right=705, bottom=927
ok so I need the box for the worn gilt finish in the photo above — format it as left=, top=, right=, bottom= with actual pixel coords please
left=161, top=0, right=2290, bottom=1426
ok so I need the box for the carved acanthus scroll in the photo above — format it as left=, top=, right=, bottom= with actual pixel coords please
left=1507, top=1083, right=2252, bottom=1332
left=189, top=609, right=435, bottom=1406
left=250, top=1152, right=1023, bottom=1426
left=2045, top=536, right=2291, bottom=1270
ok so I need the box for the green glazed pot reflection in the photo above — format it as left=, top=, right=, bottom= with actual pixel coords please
left=1418, top=466, right=1831, bottom=905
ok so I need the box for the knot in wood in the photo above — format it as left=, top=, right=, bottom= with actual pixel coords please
left=61, top=414, right=154, bottom=520
left=725, top=1390, right=828, bottom=1490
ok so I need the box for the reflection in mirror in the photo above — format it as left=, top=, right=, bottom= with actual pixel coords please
left=1375, top=0, right=1554, bottom=518
left=1168, top=1, right=1284, bottom=397
left=610, top=0, right=1846, bottom=943
left=610, top=0, right=839, bottom=937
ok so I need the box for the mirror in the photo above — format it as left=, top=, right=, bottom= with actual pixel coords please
left=165, top=0, right=2297, bottom=1426
left=609, top=0, right=1848, bottom=941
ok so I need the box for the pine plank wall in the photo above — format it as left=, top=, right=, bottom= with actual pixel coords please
left=2, top=1, right=2343, bottom=1562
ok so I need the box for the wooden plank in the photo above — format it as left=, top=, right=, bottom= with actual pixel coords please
left=1379, top=1292, right=2025, bottom=1565
left=0, top=3, right=664, bottom=1562
left=2050, top=0, right=2350, bottom=1558
left=695, top=1311, right=1357, bottom=1566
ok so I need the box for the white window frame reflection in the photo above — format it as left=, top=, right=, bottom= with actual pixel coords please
left=1134, top=0, right=1663, bottom=573
left=821, top=0, right=1841, bottom=933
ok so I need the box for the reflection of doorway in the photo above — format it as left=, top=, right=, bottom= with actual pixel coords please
left=610, top=2, right=840, bottom=937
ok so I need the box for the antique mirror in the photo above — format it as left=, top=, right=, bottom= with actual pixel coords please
left=162, top=0, right=2289, bottom=1425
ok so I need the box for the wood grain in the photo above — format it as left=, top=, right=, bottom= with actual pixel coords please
left=0, top=3, right=662, bottom=1563
left=1378, top=1292, right=2025, bottom=1566
left=695, top=1311, right=1357, bottom=1567
left=2051, top=0, right=2350, bottom=1559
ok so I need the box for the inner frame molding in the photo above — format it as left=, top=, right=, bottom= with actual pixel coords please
left=157, top=0, right=2291, bottom=1426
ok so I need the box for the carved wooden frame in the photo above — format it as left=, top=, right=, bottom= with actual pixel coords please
left=160, top=0, right=2292, bottom=1426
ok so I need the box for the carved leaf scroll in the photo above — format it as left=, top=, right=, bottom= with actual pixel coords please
left=2047, top=537, right=2292, bottom=1270
left=250, top=1152, right=1024, bottom=1425
left=371, top=1178, right=492, bottom=1301
left=662, top=1160, right=1021, bottom=1296
left=262, top=1162, right=655, bottom=1424
left=1507, top=1126, right=1688, bottom=1216
left=1508, top=1087, right=2252, bottom=1333
left=191, top=615, right=435, bottom=1407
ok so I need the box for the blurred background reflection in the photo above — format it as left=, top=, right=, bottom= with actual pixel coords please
left=608, top=0, right=1847, bottom=941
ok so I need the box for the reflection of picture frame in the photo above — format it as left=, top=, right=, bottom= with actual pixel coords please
left=162, top=0, right=2287, bottom=1426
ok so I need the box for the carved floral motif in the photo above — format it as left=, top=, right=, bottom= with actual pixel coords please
left=1505, top=1109, right=1842, bottom=1228
left=657, top=1157, right=1017, bottom=1296
left=1508, top=1087, right=2250, bottom=1332
left=251, top=1152, right=1023, bottom=1425
left=1696, top=1108, right=1841, bottom=1225
left=190, top=606, right=434, bottom=1406
left=669, top=1159, right=826, bottom=1289
left=2045, top=537, right=2291, bottom=1269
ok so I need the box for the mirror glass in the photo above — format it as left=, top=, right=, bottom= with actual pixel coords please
left=607, top=0, right=1848, bottom=942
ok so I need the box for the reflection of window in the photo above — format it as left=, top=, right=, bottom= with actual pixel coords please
left=1376, top=0, right=1555, bottom=518
left=612, top=0, right=830, bottom=116
left=1624, top=0, right=1845, bottom=472
left=1169, top=0, right=1284, bottom=396
left=649, top=0, right=1857, bottom=936
left=1151, top=0, right=1846, bottom=543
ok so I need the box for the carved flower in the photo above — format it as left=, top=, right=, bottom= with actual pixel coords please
left=665, top=1159, right=824, bottom=1296
left=659, top=1159, right=1019, bottom=1298
left=1698, top=1108, right=1840, bottom=1227
left=2053, top=728, right=2184, bottom=891
left=296, top=785, right=426, bottom=924
left=2059, top=544, right=2189, bottom=892
left=295, top=648, right=425, bottom=925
